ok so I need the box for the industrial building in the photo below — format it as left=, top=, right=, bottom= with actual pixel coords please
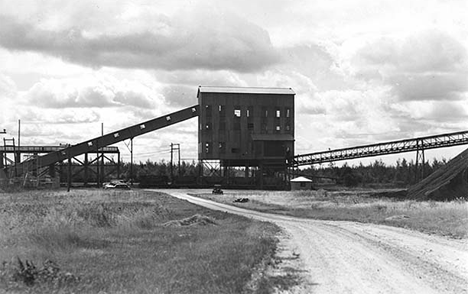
left=1, top=84, right=467, bottom=190
left=197, top=86, right=295, bottom=189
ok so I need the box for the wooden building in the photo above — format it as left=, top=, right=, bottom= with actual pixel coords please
left=197, top=86, right=295, bottom=189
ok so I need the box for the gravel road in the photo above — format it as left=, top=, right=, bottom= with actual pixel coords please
left=154, top=189, right=468, bottom=294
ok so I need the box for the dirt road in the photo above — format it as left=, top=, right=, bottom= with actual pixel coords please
left=154, top=190, right=468, bottom=294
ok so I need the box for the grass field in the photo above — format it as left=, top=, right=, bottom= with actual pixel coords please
left=195, top=189, right=468, bottom=239
left=0, top=189, right=280, bottom=294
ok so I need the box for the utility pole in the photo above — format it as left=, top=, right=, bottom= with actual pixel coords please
left=170, top=143, right=173, bottom=181
left=101, top=123, right=104, bottom=184
left=18, top=120, right=20, bottom=155
left=123, top=138, right=134, bottom=186
left=17, top=120, right=21, bottom=172
left=130, top=138, right=133, bottom=186
left=0, top=129, right=6, bottom=169
left=170, top=143, right=181, bottom=181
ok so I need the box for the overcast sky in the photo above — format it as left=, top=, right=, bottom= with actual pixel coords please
left=0, top=0, right=467, bottom=164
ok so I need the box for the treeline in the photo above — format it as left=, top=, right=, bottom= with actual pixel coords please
left=59, top=159, right=201, bottom=183
left=128, top=159, right=200, bottom=179
left=301, top=157, right=448, bottom=187
left=61, top=157, right=448, bottom=187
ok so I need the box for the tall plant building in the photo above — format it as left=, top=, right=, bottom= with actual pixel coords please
left=197, top=86, right=295, bottom=189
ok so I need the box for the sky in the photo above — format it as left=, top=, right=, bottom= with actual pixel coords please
left=0, top=0, right=467, bottom=165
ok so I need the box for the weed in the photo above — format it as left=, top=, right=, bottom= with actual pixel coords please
left=0, top=189, right=279, bottom=293
left=0, top=257, right=80, bottom=290
left=195, top=190, right=468, bottom=239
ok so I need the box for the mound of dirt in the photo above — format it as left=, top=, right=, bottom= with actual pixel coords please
left=408, top=148, right=468, bottom=201
left=162, top=214, right=217, bottom=227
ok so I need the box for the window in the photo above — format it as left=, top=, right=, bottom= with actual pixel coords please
left=205, top=105, right=212, bottom=117
left=247, top=106, right=253, bottom=118
left=276, top=125, right=281, bottom=132
left=205, top=142, right=211, bottom=154
left=262, top=107, right=268, bottom=118
left=234, top=108, right=241, bottom=117
left=219, top=105, right=225, bottom=117
left=205, top=122, right=212, bottom=130
left=286, top=108, right=291, bottom=118
left=231, top=148, right=240, bottom=154
left=276, top=109, right=281, bottom=118
left=285, top=124, right=291, bottom=132
left=248, top=123, right=254, bottom=131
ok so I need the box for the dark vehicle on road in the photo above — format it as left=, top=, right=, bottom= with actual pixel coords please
left=212, top=185, right=223, bottom=194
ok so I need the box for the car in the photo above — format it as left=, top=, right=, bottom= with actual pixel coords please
left=212, top=185, right=223, bottom=194
left=104, top=182, right=130, bottom=190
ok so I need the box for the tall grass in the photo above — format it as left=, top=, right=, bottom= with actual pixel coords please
left=197, top=189, right=468, bottom=239
left=0, top=189, right=280, bottom=293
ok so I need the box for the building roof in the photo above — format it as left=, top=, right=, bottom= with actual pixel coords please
left=290, top=176, right=312, bottom=182
left=251, top=134, right=294, bottom=141
left=198, top=86, right=295, bottom=96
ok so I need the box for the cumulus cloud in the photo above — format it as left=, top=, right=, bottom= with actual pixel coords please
left=0, top=72, right=17, bottom=98
left=281, top=44, right=348, bottom=91
left=348, top=29, right=468, bottom=101
left=0, top=73, right=18, bottom=129
left=391, top=100, right=468, bottom=123
left=24, top=76, right=160, bottom=109
left=162, top=85, right=197, bottom=107
left=0, top=5, right=280, bottom=73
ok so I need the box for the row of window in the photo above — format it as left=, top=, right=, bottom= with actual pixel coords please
left=204, top=142, right=237, bottom=154
left=205, top=105, right=292, bottom=119
left=202, top=122, right=292, bottom=132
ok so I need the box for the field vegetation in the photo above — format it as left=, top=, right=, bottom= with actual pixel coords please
left=195, top=189, right=468, bottom=239
left=0, top=189, right=280, bottom=293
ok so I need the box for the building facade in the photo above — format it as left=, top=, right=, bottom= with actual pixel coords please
left=197, top=86, right=295, bottom=188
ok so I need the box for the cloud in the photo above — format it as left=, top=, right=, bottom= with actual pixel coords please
left=282, top=44, right=348, bottom=91
left=24, top=75, right=160, bottom=109
left=0, top=6, right=280, bottom=73
left=348, top=29, right=468, bottom=101
left=391, top=100, right=468, bottom=122
left=0, top=72, right=17, bottom=97
left=162, top=85, right=197, bottom=107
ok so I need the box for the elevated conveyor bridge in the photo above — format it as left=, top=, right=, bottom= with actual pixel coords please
left=293, top=130, right=468, bottom=167
left=12, top=105, right=199, bottom=175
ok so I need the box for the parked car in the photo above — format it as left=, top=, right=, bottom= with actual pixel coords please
left=104, top=182, right=130, bottom=190
left=212, top=185, right=223, bottom=194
